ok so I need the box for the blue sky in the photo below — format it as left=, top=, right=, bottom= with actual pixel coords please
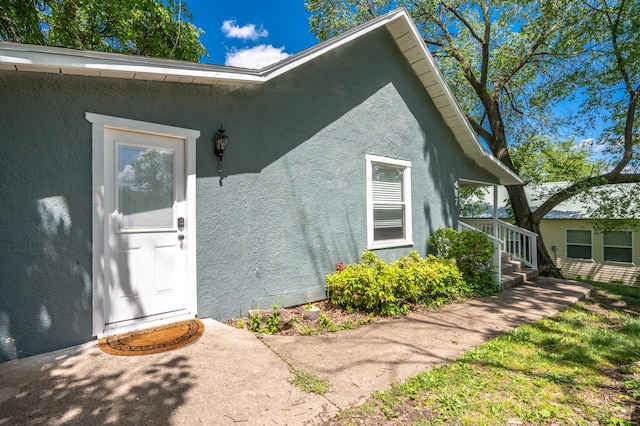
left=186, top=1, right=319, bottom=68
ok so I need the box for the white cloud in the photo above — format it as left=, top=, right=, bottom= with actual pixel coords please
left=576, top=138, right=595, bottom=148
left=118, top=164, right=137, bottom=187
left=577, top=137, right=608, bottom=153
left=593, top=143, right=608, bottom=153
left=221, top=20, right=268, bottom=41
left=225, top=45, right=290, bottom=69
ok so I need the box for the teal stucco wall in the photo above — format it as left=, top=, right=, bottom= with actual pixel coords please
left=0, top=27, right=499, bottom=362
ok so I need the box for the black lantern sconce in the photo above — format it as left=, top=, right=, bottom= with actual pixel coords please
left=213, top=125, right=229, bottom=180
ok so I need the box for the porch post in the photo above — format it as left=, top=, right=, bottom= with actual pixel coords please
left=493, top=185, right=499, bottom=238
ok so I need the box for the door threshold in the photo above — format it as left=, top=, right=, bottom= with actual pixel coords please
left=98, top=310, right=194, bottom=338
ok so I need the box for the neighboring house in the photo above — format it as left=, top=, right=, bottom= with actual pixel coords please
left=464, top=184, right=640, bottom=286
left=0, top=8, right=521, bottom=362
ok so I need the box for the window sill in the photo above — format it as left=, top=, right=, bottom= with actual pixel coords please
left=564, top=258, right=595, bottom=263
left=368, top=240, right=414, bottom=250
left=603, top=261, right=636, bottom=267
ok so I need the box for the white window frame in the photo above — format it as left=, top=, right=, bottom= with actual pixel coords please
left=366, top=154, right=413, bottom=249
left=566, top=229, right=593, bottom=261
left=602, top=230, right=634, bottom=264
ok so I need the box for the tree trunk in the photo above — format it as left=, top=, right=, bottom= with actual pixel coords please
left=530, top=219, right=561, bottom=278
left=505, top=184, right=560, bottom=277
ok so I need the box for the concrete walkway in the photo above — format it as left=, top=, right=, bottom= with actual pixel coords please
left=0, top=278, right=592, bottom=425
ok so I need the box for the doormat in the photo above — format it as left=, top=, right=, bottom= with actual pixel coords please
left=98, top=319, right=205, bottom=356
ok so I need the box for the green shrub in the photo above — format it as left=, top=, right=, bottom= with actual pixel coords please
left=392, top=252, right=469, bottom=307
left=429, top=228, right=499, bottom=296
left=325, top=251, right=397, bottom=314
left=326, top=250, right=469, bottom=315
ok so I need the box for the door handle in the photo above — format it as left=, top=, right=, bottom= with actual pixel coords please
left=178, top=234, right=185, bottom=241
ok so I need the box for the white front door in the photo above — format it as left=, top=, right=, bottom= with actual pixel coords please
left=104, top=128, right=188, bottom=325
left=88, top=113, right=199, bottom=337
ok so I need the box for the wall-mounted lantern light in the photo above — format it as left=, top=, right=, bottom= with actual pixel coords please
left=213, top=125, right=229, bottom=178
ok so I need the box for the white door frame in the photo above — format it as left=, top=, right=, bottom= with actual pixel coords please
left=87, top=112, right=199, bottom=337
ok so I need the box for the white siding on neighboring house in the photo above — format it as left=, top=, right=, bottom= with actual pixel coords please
left=540, top=219, right=640, bottom=285
left=465, top=183, right=640, bottom=286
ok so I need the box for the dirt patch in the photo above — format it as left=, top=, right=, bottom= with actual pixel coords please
left=222, top=300, right=408, bottom=335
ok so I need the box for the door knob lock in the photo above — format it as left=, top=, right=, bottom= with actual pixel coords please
left=178, top=234, right=185, bottom=241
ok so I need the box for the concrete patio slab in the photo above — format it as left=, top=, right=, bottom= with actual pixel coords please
left=0, top=278, right=592, bottom=425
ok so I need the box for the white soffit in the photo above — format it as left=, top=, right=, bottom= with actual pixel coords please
left=0, top=48, right=263, bottom=85
left=0, top=7, right=521, bottom=185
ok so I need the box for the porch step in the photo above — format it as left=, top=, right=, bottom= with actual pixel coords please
left=501, top=252, right=538, bottom=289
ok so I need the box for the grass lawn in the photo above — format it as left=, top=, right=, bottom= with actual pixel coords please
left=330, top=282, right=640, bottom=425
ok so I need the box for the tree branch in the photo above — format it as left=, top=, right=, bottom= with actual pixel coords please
left=441, top=2, right=485, bottom=44
left=494, top=21, right=559, bottom=98
left=601, top=0, right=633, bottom=93
left=355, top=0, right=381, bottom=18
left=436, top=3, right=492, bottom=104
left=466, top=115, right=493, bottom=145
left=409, top=1, right=484, bottom=96
left=423, top=38, right=445, bottom=48
left=480, top=0, right=491, bottom=87
left=599, top=0, right=636, bottom=177
left=502, top=84, right=525, bottom=115
left=532, top=173, right=640, bottom=222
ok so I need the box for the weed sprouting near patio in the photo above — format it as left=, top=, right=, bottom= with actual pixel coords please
left=333, top=282, right=640, bottom=425
left=288, top=368, right=330, bottom=394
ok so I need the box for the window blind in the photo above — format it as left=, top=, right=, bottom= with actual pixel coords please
left=372, top=164, right=404, bottom=239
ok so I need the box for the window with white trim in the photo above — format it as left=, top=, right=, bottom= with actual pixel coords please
left=566, top=229, right=592, bottom=260
left=603, top=231, right=633, bottom=263
left=366, top=154, right=412, bottom=249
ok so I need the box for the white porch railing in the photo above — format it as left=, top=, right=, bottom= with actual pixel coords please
left=458, top=221, right=503, bottom=285
left=461, top=219, right=538, bottom=270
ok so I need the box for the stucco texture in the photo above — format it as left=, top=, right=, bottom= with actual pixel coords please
left=0, top=27, right=499, bottom=361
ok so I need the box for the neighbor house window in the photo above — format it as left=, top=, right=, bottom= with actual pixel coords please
left=366, top=154, right=412, bottom=249
left=566, top=230, right=592, bottom=260
left=603, top=231, right=633, bottom=263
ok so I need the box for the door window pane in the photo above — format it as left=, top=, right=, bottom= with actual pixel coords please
left=118, top=145, right=174, bottom=229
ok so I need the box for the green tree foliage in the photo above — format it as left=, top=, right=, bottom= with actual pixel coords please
left=119, top=149, right=174, bottom=216
left=0, top=0, right=207, bottom=61
left=130, top=149, right=174, bottom=197
left=531, top=0, right=640, bottom=213
left=306, top=0, right=640, bottom=275
left=458, top=186, right=489, bottom=218
left=307, top=0, right=582, bottom=136
left=0, top=0, right=45, bottom=45
left=511, top=135, right=607, bottom=184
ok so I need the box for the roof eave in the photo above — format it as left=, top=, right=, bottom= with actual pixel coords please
left=0, top=43, right=263, bottom=85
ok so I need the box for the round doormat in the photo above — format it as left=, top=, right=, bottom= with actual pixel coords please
left=98, top=319, right=205, bottom=356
